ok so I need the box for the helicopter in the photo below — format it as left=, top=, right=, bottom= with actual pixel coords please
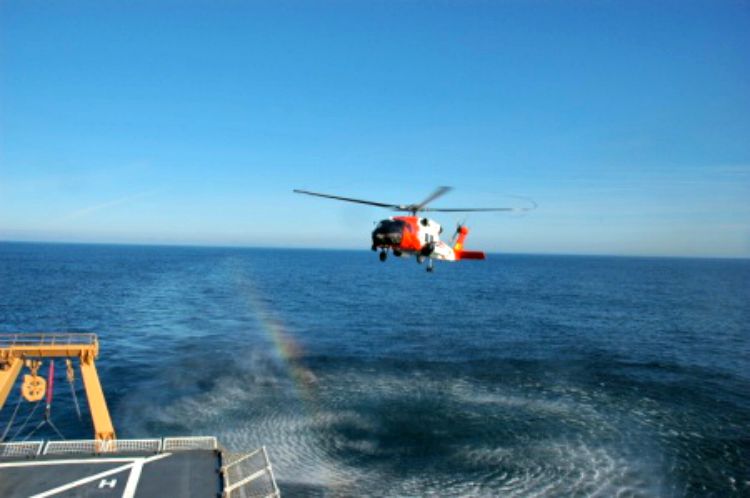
left=294, top=187, right=535, bottom=272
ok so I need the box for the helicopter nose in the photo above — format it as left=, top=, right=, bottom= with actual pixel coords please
left=371, top=230, right=402, bottom=245
left=371, top=223, right=403, bottom=246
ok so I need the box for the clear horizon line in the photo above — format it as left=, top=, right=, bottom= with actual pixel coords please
left=1, top=237, right=748, bottom=261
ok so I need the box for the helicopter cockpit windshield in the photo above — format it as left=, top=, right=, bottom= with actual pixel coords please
left=372, top=219, right=405, bottom=246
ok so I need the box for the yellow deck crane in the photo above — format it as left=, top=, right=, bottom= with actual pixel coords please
left=0, top=333, right=115, bottom=442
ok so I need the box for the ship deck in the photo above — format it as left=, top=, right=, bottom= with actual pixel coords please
left=0, top=437, right=279, bottom=498
left=1, top=450, right=221, bottom=497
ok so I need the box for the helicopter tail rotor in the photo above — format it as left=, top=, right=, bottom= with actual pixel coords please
left=450, top=215, right=469, bottom=245
left=453, top=225, right=470, bottom=252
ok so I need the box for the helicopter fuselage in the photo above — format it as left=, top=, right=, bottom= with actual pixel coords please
left=371, top=216, right=457, bottom=261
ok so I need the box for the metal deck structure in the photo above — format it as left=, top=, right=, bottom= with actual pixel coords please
left=0, top=437, right=280, bottom=498
left=1, top=334, right=281, bottom=497
left=0, top=333, right=115, bottom=441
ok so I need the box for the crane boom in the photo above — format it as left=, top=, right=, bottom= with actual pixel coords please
left=0, top=333, right=115, bottom=442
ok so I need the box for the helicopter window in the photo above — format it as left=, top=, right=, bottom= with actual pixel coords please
left=374, top=220, right=405, bottom=232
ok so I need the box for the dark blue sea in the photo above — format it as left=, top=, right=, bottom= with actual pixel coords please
left=1, top=242, right=748, bottom=497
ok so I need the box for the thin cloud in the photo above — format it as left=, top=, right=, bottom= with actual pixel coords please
left=61, top=190, right=160, bottom=222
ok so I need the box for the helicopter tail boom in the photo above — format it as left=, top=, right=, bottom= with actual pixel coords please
left=452, top=225, right=485, bottom=260
left=455, top=250, right=486, bottom=260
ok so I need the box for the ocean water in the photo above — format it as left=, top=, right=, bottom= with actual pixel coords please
left=0, top=242, right=748, bottom=497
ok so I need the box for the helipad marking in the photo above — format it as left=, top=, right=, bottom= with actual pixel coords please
left=26, top=452, right=171, bottom=498
left=99, top=478, right=118, bottom=489
left=29, top=463, right=132, bottom=498
left=122, top=458, right=146, bottom=498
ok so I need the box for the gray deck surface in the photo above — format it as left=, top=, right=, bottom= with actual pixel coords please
left=0, top=450, right=222, bottom=497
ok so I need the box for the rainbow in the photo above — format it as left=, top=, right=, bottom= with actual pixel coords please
left=237, top=276, right=319, bottom=407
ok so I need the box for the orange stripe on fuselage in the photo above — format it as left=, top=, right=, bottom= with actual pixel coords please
left=394, top=216, right=422, bottom=251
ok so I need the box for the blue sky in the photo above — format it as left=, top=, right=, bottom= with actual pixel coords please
left=1, top=1, right=748, bottom=257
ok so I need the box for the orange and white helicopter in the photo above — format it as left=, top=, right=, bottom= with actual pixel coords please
left=294, top=187, right=535, bottom=272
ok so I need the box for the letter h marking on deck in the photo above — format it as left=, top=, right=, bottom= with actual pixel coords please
left=98, top=478, right=117, bottom=489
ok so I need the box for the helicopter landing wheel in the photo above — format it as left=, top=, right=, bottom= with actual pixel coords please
left=426, top=259, right=434, bottom=272
left=379, top=251, right=387, bottom=262
left=417, top=255, right=425, bottom=264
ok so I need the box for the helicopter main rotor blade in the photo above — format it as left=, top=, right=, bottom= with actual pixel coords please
left=410, top=186, right=453, bottom=212
left=295, top=187, right=537, bottom=214
left=423, top=197, right=538, bottom=213
left=422, top=207, right=522, bottom=212
left=293, top=189, right=400, bottom=209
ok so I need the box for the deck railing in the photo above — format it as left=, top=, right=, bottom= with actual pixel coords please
left=0, top=441, right=44, bottom=457
left=0, top=333, right=97, bottom=349
left=222, top=446, right=280, bottom=498
left=163, top=436, right=217, bottom=451
left=44, top=438, right=163, bottom=455
left=0, top=436, right=222, bottom=457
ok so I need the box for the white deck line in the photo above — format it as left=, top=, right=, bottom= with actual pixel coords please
left=122, top=459, right=144, bottom=498
left=29, top=462, right=135, bottom=498
left=0, top=457, right=142, bottom=468
left=9, top=452, right=171, bottom=498
left=123, top=453, right=170, bottom=498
